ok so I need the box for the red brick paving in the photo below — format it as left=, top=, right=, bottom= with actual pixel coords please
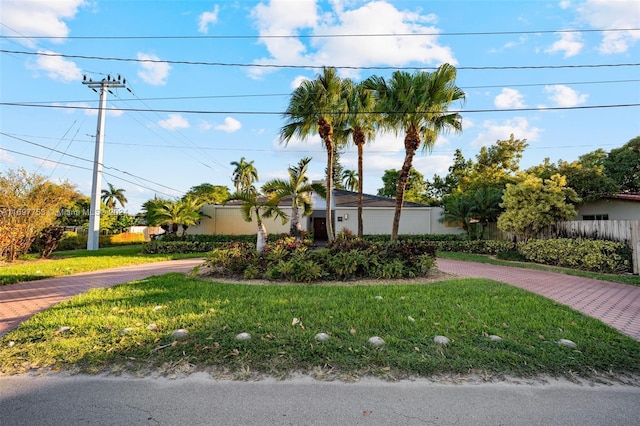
left=1, top=258, right=639, bottom=342
left=0, top=259, right=203, bottom=336
left=437, top=259, right=640, bottom=341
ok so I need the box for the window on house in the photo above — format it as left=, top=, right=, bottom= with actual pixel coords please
left=582, top=214, right=609, bottom=220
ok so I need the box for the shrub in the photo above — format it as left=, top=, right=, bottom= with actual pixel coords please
left=105, top=232, right=146, bottom=245
left=518, top=238, right=631, bottom=273
left=29, top=226, right=65, bottom=258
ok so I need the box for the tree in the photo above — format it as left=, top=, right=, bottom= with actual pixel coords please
left=341, top=169, right=358, bottom=192
left=328, top=149, right=346, bottom=190
left=230, top=157, right=259, bottom=194
left=184, top=183, right=230, bottom=205
left=262, top=157, right=326, bottom=240
left=365, top=64, right=465, bottom=240
left=603, top=136, right=640, bottom=193
left=440, top=192, right=475, bottom=238
left=0, top=168, right=77, bottom=261
left=101, top=183, right=127, bottom=210
left=377, top=168, right=431, bottom=204
left=143, top=197, right=207, bottom=237
left=440, top=187, right=502, bottom=239
left=225, top=191, right=288, bottom=253
left=335, top=79, right=377, bottom=237
left=280, top=67, right=349, bottom=242
left=498, top=174, right=580, bottom=242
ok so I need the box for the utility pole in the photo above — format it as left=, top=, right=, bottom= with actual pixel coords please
left=82, top=74, right=126, bottom=250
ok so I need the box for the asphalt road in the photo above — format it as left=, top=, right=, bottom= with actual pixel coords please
left=1, top=374, right=639, bottom=425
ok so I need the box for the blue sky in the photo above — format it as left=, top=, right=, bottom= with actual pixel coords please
left=1, top=0, right=639, bottom=213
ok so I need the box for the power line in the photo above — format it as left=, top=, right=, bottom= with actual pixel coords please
left=2, top=101, right=638, bottom=115
left=2, top=28, right=638, bottom=40
left=2, top=49, right=639, bottom=71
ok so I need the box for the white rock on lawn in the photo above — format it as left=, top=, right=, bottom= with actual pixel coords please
left=315, top=333, right=329, bottom=342
left=488, top=335, right=503, bottom=342
left=171, top=329, right=189, bottom=340
left=556, top=339, right=577, bottom=348
left=368, top=336, right=385, bottom=347
left=56, top=326, right=71, bottom=334
left=147, top=323, right=158, bottom=331
left=118, top=328, right=134, bottom=335
left=433, top=335, right=450, bottom=345
left=235, top=332, right=251, bottom=341
left=374, top=296, right=383, bottom=300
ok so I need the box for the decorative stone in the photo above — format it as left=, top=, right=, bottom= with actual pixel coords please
left=153, top=305, right=164, bottom=311
left=292, top=318, right=300, bottom=326
left=315, top=333, right=330, bottom=342
left=147, top=323, right=158, bottom=331
left=171, top=329, right=189, bottom=340
left=118, top=328, right=134, bottom=335
left=556, top=339, right=577, bottom=348
left=235, top=332, right=251, bottom=341
left=374, top=296, right=383, bottom=300
left=8, top=341, right=15, bottom=347
left=488, top=335, right=503, bottom=342
left=407, top=316, right=415, bottom=322
left=350, top=328, right=357, bottom=335
left=368, top=336, right=385, bottom=347
left=56, top=326, right=71, bottom=334
left=433, top=335, right=450, bottom=345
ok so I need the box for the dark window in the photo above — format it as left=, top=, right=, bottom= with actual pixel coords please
left=582, top=214, right=609, bottom=221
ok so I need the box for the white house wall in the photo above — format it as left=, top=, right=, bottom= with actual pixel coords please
left=186, top=205, right=302, bottom=236
left=334, top=207, right=463, bottom=236
left=576, top=200, right=640, bottom=220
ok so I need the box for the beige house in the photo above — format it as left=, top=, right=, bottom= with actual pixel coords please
left=575, top=194, right=640, bottom=221
left=186, top=189, right=462, bottom=239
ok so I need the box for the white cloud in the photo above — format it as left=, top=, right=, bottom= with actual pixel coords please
left=0, top=148, right=16, bottom=164
left=544, top=85, right=588, bottom=107
left=0, top=0, right=86, bottom=46
left=559, top=0, right=572, bottom=9
left=198, top=5, right=219, bottom=33
left=198, top=120, right=214, bottom=131
left=249, top=0, right=455, bottom=79
left=577, top=0, right=640, bottom=54
left=470, top=117, right=541, bottom=147
left=545, top=31, right=583, bottom=57
left=137, top=52, right=171, bottom=85
left=30, top=50, right=82, bottom=82
left=494, top=88, right=526, bottom=109
left=158, top=114, right=189, bottom=130
left=291, top=75, right=310, bottom=89
left=214, top=117, right=242, bottom=133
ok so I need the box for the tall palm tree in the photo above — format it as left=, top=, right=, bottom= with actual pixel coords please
left=341, top=169, right=358, bottom=192
left=280, top=67, right=348, bottom=243
left=336, top=80, right=377, bottom=237
left=365, top=64, right=465, bottom=240
left=230, top=157, right=259, bottom=194
left=225, top=191, right=288, bottom=253
left=101, top=183, right=127, bottom=210
left=262, top=157, right=326, bottom=240
left=147, top=197, right=207, bottom=237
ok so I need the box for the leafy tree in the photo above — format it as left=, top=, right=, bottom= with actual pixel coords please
left=101, top=183, right=127, bottom=210
left=230, top=157, right=259, bottom=194
left=0, top=168, right=77, bottom=261
left=341, top=169, right=358, bottom=192
left=603, top=136, right=640, bottom=193
left=143, top=197, right=207, bottom=237
left=280, top=67, right=349, bottom=242
left=365, top=64, right=465, bottom=240
left=262, top=157, right=326, bottom=240
left=225, top=191, right=288, bottom=253
left=184, top=183, right=230, bottom=205
left=498, top=174, right=580, bottom=242
left=440, top=192, right=475, bottom=238
left=377, top=168, right=432, bottom=204
left=441, top=187, right=502, bottom=239
left=328, top=148, right=346, bottom=190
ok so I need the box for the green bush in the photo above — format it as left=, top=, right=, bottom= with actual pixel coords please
left=434, top=239, right=517, bottom=255
left=518, top=238, right=631, bottom=273
left=142, top=240, right=220, bottom=254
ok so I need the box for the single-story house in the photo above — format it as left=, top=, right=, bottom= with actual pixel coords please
left=575, top=194, right=640, bottom=221
left=186, top=189, right=462, bottom=239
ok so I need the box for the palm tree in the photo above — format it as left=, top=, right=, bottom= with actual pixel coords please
left=365, top=64, right=465, bottom=240
left=280, top=67, right=349, bottom=243
left=262, top=157, right=326, bottom=240
left=225, top=191, right=288, bottom=253
left=230, top=157, right=259, bottom=193
left=146, top=197, right=207, bottom=237
left=440, top=192, right=475, bottom=239
left=341, top=169, right=358, bottom=192
left=336, top=80, right=377, bottom=237
left=101, top=183, right=127, bottom=210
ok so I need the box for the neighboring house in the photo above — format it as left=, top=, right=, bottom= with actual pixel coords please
left=575, top=194, right=640, bottom=221
left=186, top=189, right=462, bottom=238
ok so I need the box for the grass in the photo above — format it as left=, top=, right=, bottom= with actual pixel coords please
left=1, top=273, right=639, bottom=380
left=0, top=246, right=205, bottom=286
left=437, top=251, right=640, bottom=287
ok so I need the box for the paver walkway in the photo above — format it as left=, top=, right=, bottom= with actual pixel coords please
left=1, top=258, right=639, bottom=341
left=437, top=259, right=640, bottom=341
left=0, top=259, right=203, bottom=336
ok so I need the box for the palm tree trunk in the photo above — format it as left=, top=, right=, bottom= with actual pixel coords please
left=392, top=129, right=421, bottom=240
left=257, top=220, right=267, bottom=253
left=319, top=117, right=334, bottom=242
left=290, top=205, right=302, bottom=240
left=356, top=136, right=364, bottom=238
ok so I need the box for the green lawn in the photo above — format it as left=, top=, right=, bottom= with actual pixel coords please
left=2, top=273, right=638, bottom=380
left=0, top=246, right=205, bottom=285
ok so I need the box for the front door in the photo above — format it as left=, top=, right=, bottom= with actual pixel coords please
left=313, top=218, right=328, bottom=240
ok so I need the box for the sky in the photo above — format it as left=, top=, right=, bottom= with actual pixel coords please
left=1, top=0, right=639, bottom=214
